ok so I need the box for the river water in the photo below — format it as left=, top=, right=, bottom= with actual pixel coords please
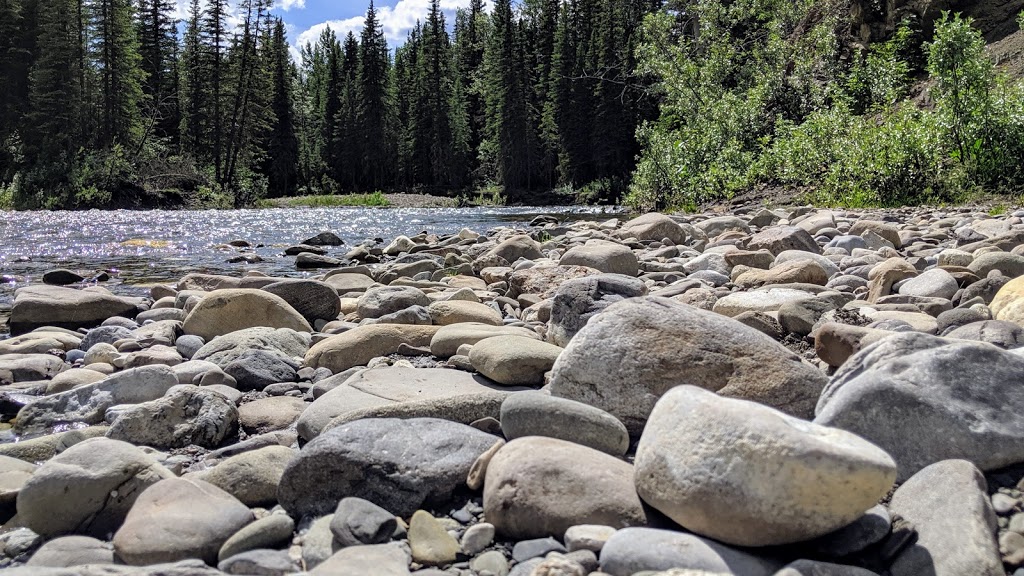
left=0, top=206, right=619, bottom=307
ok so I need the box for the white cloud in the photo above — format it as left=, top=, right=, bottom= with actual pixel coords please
left=294, top=0, right=483, bottom=53
left=277, top=0, right=305, bottom=11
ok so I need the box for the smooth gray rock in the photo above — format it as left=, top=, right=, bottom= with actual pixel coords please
left=546, top=274, right=648, bottom=347
left=279, top=418, right=497, bottom=518
left=357, top=286, right=430, bottom=319
left=560, top=240, right=639, bottom=276
left=14, top=365, right=179, bottom=435
left=549, top=297, right=827, bottom=436
left=27, top=536, right=115, bottom=567
left=106, top=387, right=238, bottom=449
left=263, top=279, right=342, bottom=325
left=330, top=497, right=398, bottom=547
left=775, top=560, right=880, bottom=576
left=888, top=460, right=1002, bottom=576
left=9, top=285, right=142, bottom=335
left=192, top=327, right=310, bottom=391
left=218, top=514, right=295, bottom=562
left=499, top=392, right=629, bottom=456
left=898, top=268, right=958, bottom=300
left=599, top=528, right=778, bottom=576
left=16, top=438, right=175, bottom=538
left=218, top=549, right=298, bottom=575
left=309, top=543, right=411, bottom=575
left=946, top=320, right=1024, bottom=349
left=805, top=505, right=891, bottom=558
left=815, top=332, right=1024, bottom=481
left=175, top=335, right=205, bottom=359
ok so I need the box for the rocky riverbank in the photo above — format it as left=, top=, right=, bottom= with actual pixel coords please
left=1, top=206, right=1024, bottom=575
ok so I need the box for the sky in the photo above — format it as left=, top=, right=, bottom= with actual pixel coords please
left=173, top=0, right=483, bottom=61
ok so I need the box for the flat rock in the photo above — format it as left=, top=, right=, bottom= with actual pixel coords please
left=469, top=335, right=562, bottom=386
left=305, top=324, right=440, bottom=373
left=409, top=510, right=459, bottom=566
left=599, top=528, right=778, bottom=576
left=238, top=396, right=307, bottom=434
left=549, top=297, right=827, bottom=436
left=427, top=300, right=503, bottom=326
left=617, top=213, right=688, bottom=244
left=712, top=288, right=816, bottom=317
left=217, top=513, right=295, bottom=562
left=309, top=543, right=411, bottom=576
left=500, top=392, right=629, bottom=456
left=634, top=386, right=896, bottom=547
left=815, top=332, right=1024, bottom=481
left=279, top=417, right=498, bottom=518
left=357, top=286, right=431, bottom=319
left=297, top=367, right=520, bottom=441
left=429, top=323, right=539, bottom=358
left=560, top=240, right=639, bottom=276
left=9, top=286, right=142, bottom=335
left=484, top=437, right=647, bottom=540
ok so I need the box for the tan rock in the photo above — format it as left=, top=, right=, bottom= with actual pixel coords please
left=867, top=259, right=917, bottom=303
left=409, top=510, right=459, bottom=566
left=183, top=289, right=312, bottom=340
left=428, top=300, right=503, bottom=326
left=305, top=324, right=440, bottom=373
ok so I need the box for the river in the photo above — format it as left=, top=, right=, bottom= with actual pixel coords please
left=0, top=206, right=620, bottom=308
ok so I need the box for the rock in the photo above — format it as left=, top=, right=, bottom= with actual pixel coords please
left=218, top=549, right=298, bottom=575
left=27, top=536, right=115, bottom=567
left=508, top=265, right=601, bottom=298
left=888, top=460, right=1002, bottom=576
left=183, top=289, right=312, bottom=340
left=483, top=437, right=647, bottom=540
left=303, top=231, right=344, bottom=246
left=898, top=268, right=959, bottom=300
left=867, top=259, right=917, bottom=303
left=325, top=273, right=377, bottom=294
left=635, top=386, right=895, bottom=547
left=774, top=560, right=880, bottom=576
left=42, top=269, right=85, bottom=285
left=969, top=251, right=1024, bottom=278
left=279, top=418, right=498, bottom=518
left=106, top=387, right=239, bottom=449
left=806, top=504, right=891, bottom=558
left=500, top=392, right=629, bottom=456
left=461, top=522, right=495, bottom=555
left=599, top=528, right=778, bottom=576
left=471, top=550, right=510, bottom=576
left=309, top=543, right=411, bottom=576
left=547, top=274, right=648, bottom=347
left=712, top=288, right=815, bottom=317
left=618, top=213, right=688, bottom=244
left=427, top=300, right=503, bottom=326
left=409, top=510, right=459, bottom=566
left=305, top=324, right=440, bottom=373
left=469, top=335, right=562, bottom=386
left=330, top=497, right=397, bottom=547
left=17, top=438, right=174, bottom=538
left=746, top=227, right=820, bottom=256
left=848, top=220, right=901, bottom=248
left=549, top=297, right=827, bottom=436
left=946, top=320, right=1024, bottom=348
left=0, top=331, right=81, bottom=355
left=113, top=477, right=254, bottom=565
left=45, top=368, right=107, bottom=394
left=238, top=396, right=307, bottom=434
left=735, top=260, right=829, bottom=288
left=357, top=286, right=431, bottom=319
left=192, top=327, right=309, bottom=390
left=193, top=446, right=295, bottom=507
left=262, top=280, right=342, bottom=324
left=778, top=299, right=836, bottom=337
left=0, top=454, right=35, bottom=505
left=813, top=323, right=894, bottom=368
left=815, top=332, right=1024, bottom=481
left=15, top=365, right=179, bottom=435
left=302, top=514, right=338, bottom=569
left=488, top=235, right=545, bottom=262
left=564, top=525, right=617, bottom=553
left=218, top=514, right=295, bottom=562
left=296, top=253, right=343, bottom=269
left=560, top=240, right=639, bottom=276
left=430, top=323, right=540, bottom=358
left=9, top=286, right=142, bottom=335
left=992, top=275, right=1024, bottom=325
left=297, top=367, right=518, bottom=441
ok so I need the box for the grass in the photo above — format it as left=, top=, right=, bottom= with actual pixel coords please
left=257, top=191, right=391, bottom=208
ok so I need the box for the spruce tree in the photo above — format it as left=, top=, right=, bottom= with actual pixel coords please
left=91, top=0, right=145, bottom=149
left=0, top=0, right=30, bottom=181
left=262, top=18, right=298, bottom=196
left=356, top=0, right=392, bottom=190
left=136, top=0, right=179, bottom=143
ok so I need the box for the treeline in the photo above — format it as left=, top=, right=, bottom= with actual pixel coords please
left=0, top=0, right=661, bottom=209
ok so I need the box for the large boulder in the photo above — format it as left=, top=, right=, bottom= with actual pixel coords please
left=14, top=365, right=179, bottom=435
left=279, top=418, right=498, bottom=518
left=112, top=477, right=253, bottom=565
left=8, top=286, right=142, bottom=335
left=183, top=289, right=311, bottom=340
left=305, top=324, right=440, bottom=373
left=106, top=387, right=239, bottom=449
left=634, top=386, right=896, bottom=547
left=560, top=240, right=638, bottom=276
left=483, top=437, right=647, bottom=540
left=297, top=367, right=520, bottom=441
left=547, top=274, right=648, bottom=347
left=617, top=213, right=688, bottom=245
left=549, top=297, right=827, bottom=436
left=815, top=332, right=1024, bottom=481
left=262, top=280, right=342, bottom=324
left=16, top=438, right=175, bottom=538
left=888, top=460, right=1002, bottom=576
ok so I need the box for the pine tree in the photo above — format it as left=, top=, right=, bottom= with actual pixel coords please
left=356, top=0, right=393, bottom=190
left=202, top=0, right=229, bottom=182
left=91, top=0, right=145, bottom=149
left=333, top=31, right=360, bottom=189
left=136, top=0, right=179, bottom=144
left=483, top=0, right=534, bottom=196
left=413, top=0, right=456, bottom=187
left=179, top=0, right=207, bottom=160
left=0, top=0, right=30, bottom=181
left=393, top=27, right=419, bottom=187
left=262, top=18, right=298, bottom=196
left=452, top=0, right=487, bottom=182
left=22, top=0, right=86, bottom=199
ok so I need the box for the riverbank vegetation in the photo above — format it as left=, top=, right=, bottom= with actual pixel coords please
left=0, top=0, right=1023, bottom=210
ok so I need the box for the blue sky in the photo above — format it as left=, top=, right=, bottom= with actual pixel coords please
left=172, top=0, right=482, bottom=59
